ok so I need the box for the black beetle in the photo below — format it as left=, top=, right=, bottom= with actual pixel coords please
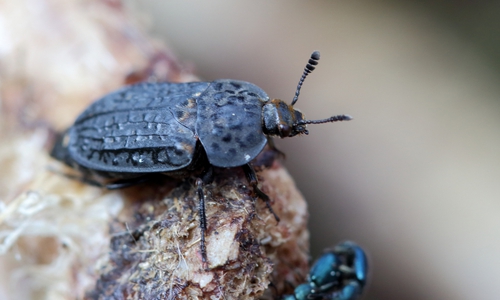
left=51, top=51, right=351, bottom=264
left=282, top=241, right=368, bottom=300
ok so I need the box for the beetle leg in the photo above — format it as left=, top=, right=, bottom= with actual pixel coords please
left=195, top=178, right=208, bottom=266
left=198, top=165, right=214, bottom=266
left=48, top=167, right=152, bottom=190
left=243, top=163, right=280, bottom=223
left=105, top=176, right=154, bottom=189
left=48, top=170, right=106, bottom=188
left=200, top=165, right=214, bottom=184
left=327, top=281, right=362, bottom=300
left=333, top=241, right=368, bottom=288
left=266, top=137, right=286, bottom=159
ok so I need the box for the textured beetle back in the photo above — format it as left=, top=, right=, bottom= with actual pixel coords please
left=68, top=82, right=210, bottom=173
left=196, top=80, right=269, bottom=167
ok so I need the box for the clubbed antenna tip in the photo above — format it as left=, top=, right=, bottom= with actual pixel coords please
left=311, top=50, right=320, bottom=61
left=339, top=114, right=353, bottom=121
left=291, top=51, right=321, bottom=106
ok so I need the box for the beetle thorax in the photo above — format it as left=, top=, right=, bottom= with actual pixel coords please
left=262, top=99, right=307, bottom=137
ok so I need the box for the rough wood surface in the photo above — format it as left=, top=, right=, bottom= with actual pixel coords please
left=0, top=1, right=309, bottom=299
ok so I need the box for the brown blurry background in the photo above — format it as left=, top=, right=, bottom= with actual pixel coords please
left=135, top=1, right=500, bottom=299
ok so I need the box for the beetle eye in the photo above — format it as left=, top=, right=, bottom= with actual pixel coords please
left=278, top=124, right=292, bottom=137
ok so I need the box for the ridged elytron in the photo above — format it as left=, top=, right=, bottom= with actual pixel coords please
left=51, top=51, right=351, bottom=264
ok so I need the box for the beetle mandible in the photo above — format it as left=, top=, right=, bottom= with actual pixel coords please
left=51, top=51, right=351, bottom=264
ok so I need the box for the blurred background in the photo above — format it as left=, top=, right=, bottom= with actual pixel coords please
left=135, top=1, right=500, bottom=299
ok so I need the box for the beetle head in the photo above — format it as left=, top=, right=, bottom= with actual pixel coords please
left=263, top=99, right=307, bottom=137
left=263, top=51, right=352, bottom=138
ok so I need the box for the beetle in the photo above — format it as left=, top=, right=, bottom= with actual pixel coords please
left=50, top=51, right=351, bottom=264
left=282, top=241, right=368, bottom=300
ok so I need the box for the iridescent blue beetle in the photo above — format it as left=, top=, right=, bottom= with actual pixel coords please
left=282, top=241, right=368, bottom=300
left=51, top=51, right=351, bottom=264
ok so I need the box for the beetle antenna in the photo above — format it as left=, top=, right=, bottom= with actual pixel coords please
left=297, top=114, right=352, bottom=125
left=291, top=51, right=320, bottom=106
